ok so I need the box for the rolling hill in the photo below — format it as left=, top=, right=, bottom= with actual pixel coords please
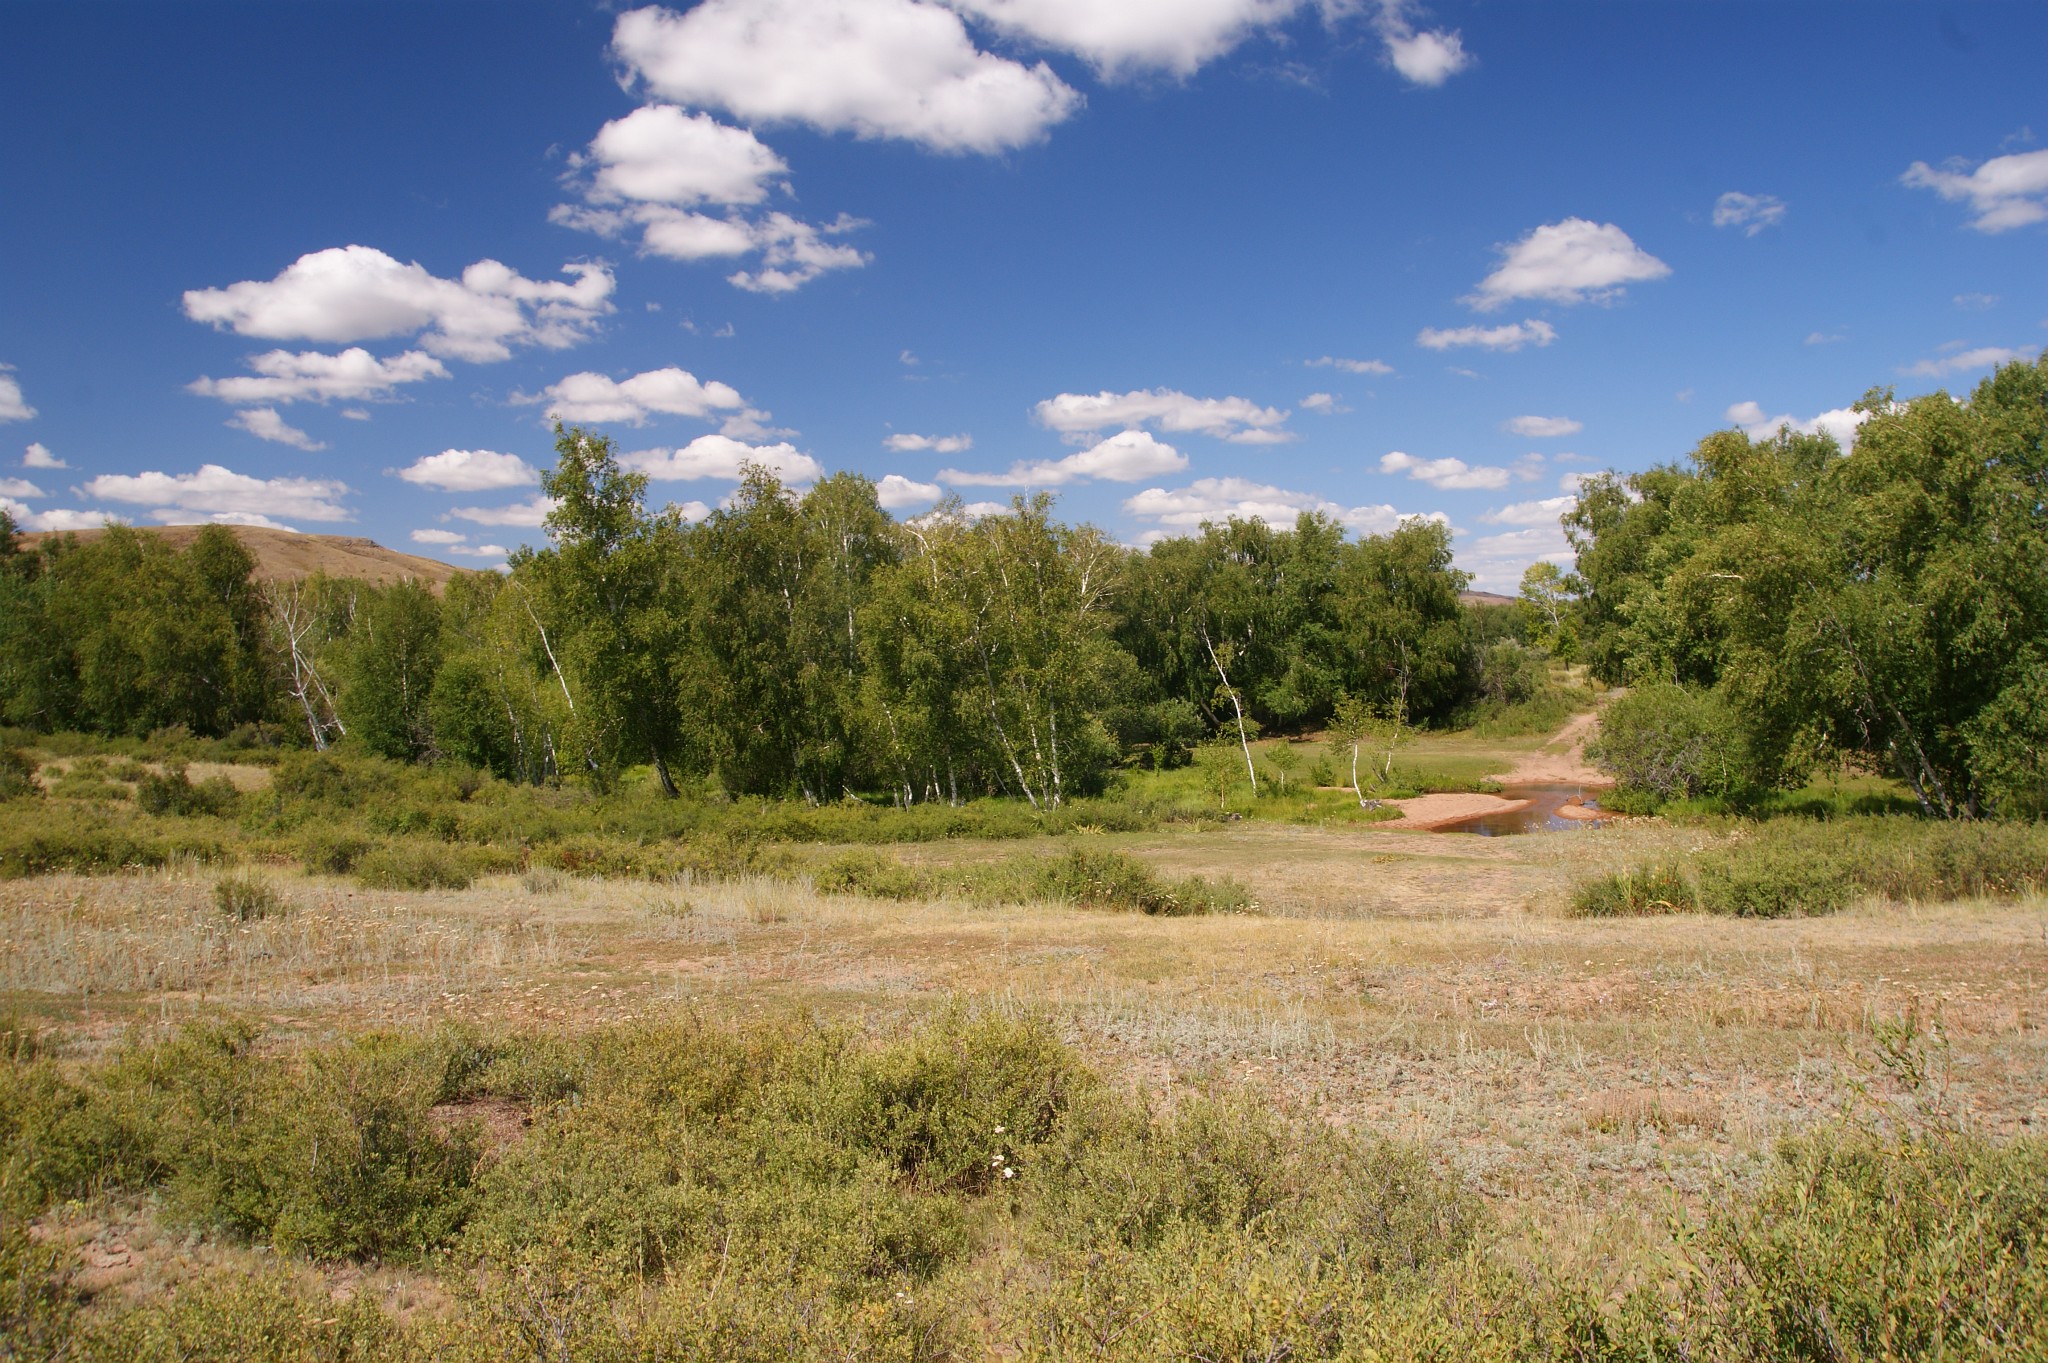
left=14, top=525, right=465, bottom=591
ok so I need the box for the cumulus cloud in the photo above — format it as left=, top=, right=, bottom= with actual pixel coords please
left=622, top=435, right=825, bottom=483
left=1122, top=476, right=1440, bottom=537
left=948, top=0, right=1297, bottom=79
left=1034, top=388, right=1291, bottom=443
left=448, top=496, right=558, bottom=528
left=1299, top=392, right=1345, bottom=414
left=226, top=407, right=326, bottom=450
left=1466, top=218, right=1670, bottom=310
left=0, top=478, right=43, bottom=499
left=1479, top=495, right=1576, bottom=527
left=1713, top=191, right=1786, bottom=236
left=410, top=528, right=468, bottom=546
left=82, top=465, right=353, bottom=523
left=1306, top=355, right=1393, bottom=374
left=189, top=347, right=450, bottom=406
left=183, top=246, right=615, bottom=364
left=554, top=201, right=869, bottom=294
left=525, top=366, right=749, bottom=426
left=572, top=105, right=788, bottom=208
left=885, top=432, right=973, bottom=454
left=1458, top=524, right=1573, bottom=593
left=1416, top=319, right=1556, bottom=351
left=1375, top=4, right=1472, bottom=88
left=1724, top=400, right=1869, bottom=448
left=1900, top=345, right=2026, bottom=378
left=876, top=473, right=943, bottom=508
left=23, top=443, right=65, bottom=470
left=397, top=450, right=540, bottom=493
left=0, top=367, right=33, bottom=423
left=613, top=0, right=1081, bottom=154
left=1379, top=451, right=1512, bottom=491
left=1902, top=148, right=2048, bottom=233
left=940, top=430, right=1186, bottom=487
left=1504, top=414, right=1581, bottom=438
left=3, top=504, right=127, bottom=533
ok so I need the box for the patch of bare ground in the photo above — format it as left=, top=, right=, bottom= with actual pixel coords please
left=5, top=821, right=2044, bottom=1219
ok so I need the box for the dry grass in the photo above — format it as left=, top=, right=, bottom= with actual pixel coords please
left=5, top=818, right=2045, bottom=1214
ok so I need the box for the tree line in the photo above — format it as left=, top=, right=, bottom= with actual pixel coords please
left=1551, top=352, right=2047, bottom=820
left=0, top=432, right=1531, bottom=806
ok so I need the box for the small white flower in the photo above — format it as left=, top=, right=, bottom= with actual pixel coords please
left=993, top=1125, right=1005, bottom=1134
left=1002, top=1167, right=1015, bottom=1179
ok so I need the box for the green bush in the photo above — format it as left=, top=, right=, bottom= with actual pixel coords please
left=814, top=847, right=927, bottom=899
left=0, top=749, right=37, bottom=801
left=353, top=840, right=496, bottom=891
left=298, top=826, right=373, bottom=875
left=1037, top=847, right=1247, bottom=915
left=136, top=763, right=240, bottom=817
left=212, top=873, right=284, bottom=921
left=0, top=804, right=225, bottom=879
left=1568, top=864, right=1697, bottom=917
left=1588, top=681, right=1756, bottom=803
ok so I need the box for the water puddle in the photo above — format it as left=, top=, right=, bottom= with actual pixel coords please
left=1437, top=784, right=1611, bottom=836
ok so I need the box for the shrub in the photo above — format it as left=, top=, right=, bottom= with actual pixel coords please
left=0, top=749, right=37, bottom=801
left=814, top=847, right=927, bottom=899
left=0, top=804, right=225, bottom=879
left=299, top=827, right=372, bottom=875
left=353, top=840, right=488, bottom=891
left=213, top=873, right=284, bottom=922
left=136, top=763, right=240, bottom=817
left=1587, top=681, right=1756, bottom=804
left=1038, top=847, right=1238, bottom=915
left=1569, top=864, right=1697, bottom=917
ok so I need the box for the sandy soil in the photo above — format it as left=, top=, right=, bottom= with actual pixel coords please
left=1488, top=708, right=1608, bottom=786
left=1374, top=792, right=1533, bottom=830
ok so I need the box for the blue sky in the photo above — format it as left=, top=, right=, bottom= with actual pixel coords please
left=2, top=0, right=2042, bottom=589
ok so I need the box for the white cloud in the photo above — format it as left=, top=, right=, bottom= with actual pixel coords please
left=1805, top=331, right=1844, bottom=346
left=573, top=105, right=787, bottom=208
left=183, top=246, right=615, bottom=363
left=82, top=465, right=353, bottom=523
left=0, top=367, right=34, bottom=423
left=622, top=435, right=825, bottom=483
left=1504, top=414, right=1581, bottom=438
left=663, top=500, right=713, bottom=523
left=1558, top=472, right=1589, bottom=493
left=956, top=500, right=1013, bottom=518
left=1900, top=345, right=2025, bottom=379
left=941, top=429, right=1187, bottom=487
left=948, top=0, right=1297, bottom=78
left=1458, top=524, right=1573, bottom=593
left=5, top=505, right=127, bottom=532
left=340, top=408, right=371, bottom=420
left=448, top=542, right=511, bottom=560
left=226, top=406, right=326, bottom=450
left=1379, top=450, right=1512, bottom=491
left=410, top=528, right=468, bottom=546
left=1416, top=319, right=1557, bottom=351
left=23, top=443, right=65, bottom=470
left=1467, top=218, right=1670, bottom=310
left=190, top=347, right=449, bottom=406
left=1954, top=292, right=1999, bottom=310
left=1479, top=495, right=1576, bottom=527
left=876, top=473, right=943, bottom=508
left=1122, top=475, right=1440, bottom=536
left=526, top=365, right=749, bottom=426
left=1306, top=355, right=1392, bottom=375
left=1902, top=148, right=2048, bottom=233
left=613, top=0, right=1081, bottom=154
left=398, top=449, right=540, bottom=493
left=152, top=510, right=303, bottom=532
left=1034, top=387, right=1291, bottom=443
left=448, top=496, right=558, bottom=528
left=885, top=432, right=973, bottom=453
left=1376, top=13, right=1471, bottom=87
left=1299, top=392, right=1344, bottom=414
left=0, top=478, right=43, bottom=498
left=1712, top=191, right=1786, bottom=236
left=555, top=200, right=869, bottom=294
left=1724, top=400, right=1869, bottom=448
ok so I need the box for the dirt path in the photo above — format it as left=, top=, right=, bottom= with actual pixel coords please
left=1487, top=707, right=1608, bottom=786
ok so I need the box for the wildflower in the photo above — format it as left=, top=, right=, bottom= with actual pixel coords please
left=1002, top=1167, right=1015, bottom=1179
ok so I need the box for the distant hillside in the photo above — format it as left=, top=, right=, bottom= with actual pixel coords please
left=1459, top=590, right=1517, bottom=608
left=16, top=525, right=464, bottom=592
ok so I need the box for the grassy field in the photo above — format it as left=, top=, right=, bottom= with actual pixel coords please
left=3, top=731, right=2045, bottom=1357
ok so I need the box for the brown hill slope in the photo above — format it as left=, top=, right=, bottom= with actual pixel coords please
left=16, top=525, right=464, bottom=591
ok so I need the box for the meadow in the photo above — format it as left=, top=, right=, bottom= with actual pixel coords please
left=3, top=727, right=2046, bottom=1359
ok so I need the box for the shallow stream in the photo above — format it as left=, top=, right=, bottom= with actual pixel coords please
left=1436, top=783, right=1611, bottom=836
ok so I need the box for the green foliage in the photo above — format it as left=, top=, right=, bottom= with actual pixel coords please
left=135, top=762, right=240, bottom=817
left=352, top=840, right=503, bottom=891
left=0, top=748, right=36, bottom=801
left=0, top=802, right=225, bottom=878
left=1570, top=816, right=2048, bottom=917
left=1587, top=680, right=1754, bottom=802
left=212, top=872, right=283, bottom=921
